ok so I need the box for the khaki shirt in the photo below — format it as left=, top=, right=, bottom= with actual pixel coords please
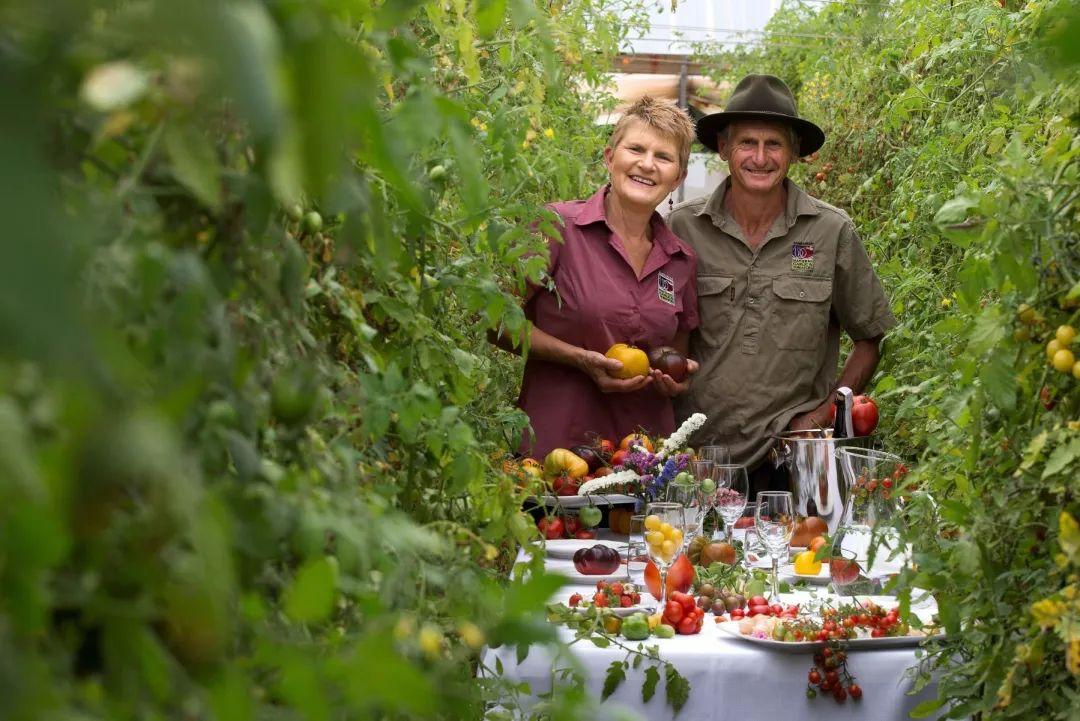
left=670, top=178, right=896, bottom=468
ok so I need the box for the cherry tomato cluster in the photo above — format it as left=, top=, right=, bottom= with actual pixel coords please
left=663, top=591, right=705, bottom=635
left=851, top=463, right=910, bottom=504
left=536, top=515, right=597, bottom=540
left=726, top=595, right=800, bottom=622
left=807, top=641, right=862, bottom=704
left=821, top=603, right=909, bottom=639
left=568, top=581, right=641, bottom=610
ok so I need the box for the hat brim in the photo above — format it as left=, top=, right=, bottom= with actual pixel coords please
left=696, top=111, right=825, bottom=157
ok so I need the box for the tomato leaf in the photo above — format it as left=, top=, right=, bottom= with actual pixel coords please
left=601, top=660, right=626, bottom=700
left=641, top=664, right=660, bottom=702
left=664, top=662, right=690, bottom=713
left=284, top=556, right=338, bottom=623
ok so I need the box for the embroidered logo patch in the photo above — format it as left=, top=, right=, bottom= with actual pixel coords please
left=791, top=242, right=815, bottom=271
left=657, top=272, right=676, bottom=306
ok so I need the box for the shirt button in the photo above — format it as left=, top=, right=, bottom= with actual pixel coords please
left=748, top=298, right=755, bottom=305
left=799, top=291, right=806, bottom=298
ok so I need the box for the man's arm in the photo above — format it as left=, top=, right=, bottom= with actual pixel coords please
left=788, top=336, right=883, bottom=431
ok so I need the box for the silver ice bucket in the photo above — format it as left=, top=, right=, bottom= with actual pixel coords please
left=771, top=430, right=870, bottom=533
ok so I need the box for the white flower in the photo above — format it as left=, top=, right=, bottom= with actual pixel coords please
left=579, top=468, right=640, bottom=495
left=656, top=413, right=707, bottom=459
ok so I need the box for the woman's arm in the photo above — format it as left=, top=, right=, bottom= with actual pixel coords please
left=492, top=324, right=655, bottom=394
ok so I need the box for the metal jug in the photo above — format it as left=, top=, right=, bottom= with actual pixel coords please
left=771, top=430, right=868, bottom=533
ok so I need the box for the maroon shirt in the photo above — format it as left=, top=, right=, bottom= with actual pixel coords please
left=517, top=186, right=699, bottom=458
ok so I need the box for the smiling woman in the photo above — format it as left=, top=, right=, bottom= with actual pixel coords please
left=496, top=97, right=703, bottom=459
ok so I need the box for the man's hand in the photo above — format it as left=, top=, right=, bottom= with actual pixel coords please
left=651, top=359, right=700, bottom=397
left=788, top=401, right=833, bottom=432
left=578, top=350, right=653, bottom=394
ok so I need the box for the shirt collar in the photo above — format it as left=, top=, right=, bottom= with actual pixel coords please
left=575, top=185, right=692, bottom=257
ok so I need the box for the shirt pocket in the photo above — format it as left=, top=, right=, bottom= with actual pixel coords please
left=695, top=275, right=734, bottom=348
left=770, top=276, right=833, bottom=350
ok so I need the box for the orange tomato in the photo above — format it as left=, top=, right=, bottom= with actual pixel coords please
left=644, top=556, right=694, bottom=601
left=619, top=433, right=654, bottom=453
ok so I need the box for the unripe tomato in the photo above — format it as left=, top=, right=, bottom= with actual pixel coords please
left=1057, top=325, right=1077, bottom=346
left=1052, top=349, right=1076, bottom=373
left=302, top=211, right=323, bottom=234
left=1017, top=303, right=1037, bottom=325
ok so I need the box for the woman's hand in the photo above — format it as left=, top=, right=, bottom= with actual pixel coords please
left=650, top=358, right=699, bottom=397
left=577, top=350, right=654, bottom=394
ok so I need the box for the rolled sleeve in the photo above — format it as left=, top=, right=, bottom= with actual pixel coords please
left=832, top=223, right=896, bottom=340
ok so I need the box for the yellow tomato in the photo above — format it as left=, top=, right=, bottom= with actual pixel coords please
left=646, top=531, right=665, bottom=548
left=793, top=550, right=822, bottom=575
left=1073, top=361, right=1080, bottom=380
left=1018, top=303, right=1037, bottom=325
left=1057, top=325, right=1077, bottom=346
left=659, top=522, right=674, bottom=537
left=605, top=343, right=650, bottom=379
left=1052, top=349, right=1076, bottom=373
left=1047, top=339, right=1063, bottom=360
left=669, top=529, right=683, bottom=547
left=644, top=515, right=661, bottom=532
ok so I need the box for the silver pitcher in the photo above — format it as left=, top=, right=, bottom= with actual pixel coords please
left=771, top=430, right=869, bottom=533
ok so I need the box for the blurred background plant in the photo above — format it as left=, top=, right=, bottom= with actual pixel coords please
left=0, top=0, right=653, bottom=718
left=693, top=0, right=1079, bottom=717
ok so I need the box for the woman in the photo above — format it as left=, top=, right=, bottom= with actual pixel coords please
left=514, top=96, right=699, bottom=459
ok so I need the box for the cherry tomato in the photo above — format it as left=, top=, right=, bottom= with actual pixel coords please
left=610, top=582, right=624, bottom=596
left=808, top=670, right=821, bottom=684
left=848, top=684, right=862, bottom=700
left=568, top=593, right=582, bottom=607
left=770, top=604, right=783, bottom=616
left=620, top=595, right=633, bottom=607
left=593, top=593, right=608, bottom=607
left=833, top=687, right=847, bottom=703
left=730, top=608, right=745, bottom=619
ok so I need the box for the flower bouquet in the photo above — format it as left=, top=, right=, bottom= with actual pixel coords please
left=578, top=413, right=707, bottom=509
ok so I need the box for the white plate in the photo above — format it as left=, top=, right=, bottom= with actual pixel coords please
left=544, top=538, right=624, bottom=560
left=715, top=620, right=940, bottom=653
left=531, top=494, right=638, bottom=509
left=554, top=566, right=632, bottom=585
left=561, top=592, right=654, bottom=617
left=782, top=563, right=832, bottom=584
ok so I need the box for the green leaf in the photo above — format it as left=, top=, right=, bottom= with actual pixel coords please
left=967, top=306, right=1005, bottom=357
left=284, top=556, right=339, bottom=623
left=641, top=665, right=660, bottom=702
left=476, top=0, right=507, bottom=37
left=909, top=698, right=945, bottom=718
left=664, top=662, right=691, bottom=713
left=163, top=123, right=221, bottom=211
left=1018, top=431, right=1049, bottom=472
left=345, top=632, right=437, bottom=714
left=601, top=660, right=626, bottom=700
left=1042, top=437, right=1080, bottom=479
left=978, top=349, right=1015, bottom=412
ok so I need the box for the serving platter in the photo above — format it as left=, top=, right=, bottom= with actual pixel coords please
left=530, top=493, right=637, bottom=509
left=715, top=621, right=942, bottom=653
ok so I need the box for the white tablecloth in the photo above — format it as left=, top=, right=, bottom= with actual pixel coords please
left=482, top=535, right=944, bottom=720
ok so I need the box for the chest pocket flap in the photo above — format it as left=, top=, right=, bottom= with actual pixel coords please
left=698, top=275, right=734, bottom=296
left=772, top=276, right=832, bottom=302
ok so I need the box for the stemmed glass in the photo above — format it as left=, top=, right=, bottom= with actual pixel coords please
left=643, top=502, right=686, bottom=610
left=712, top=464, right=749, bottom=542
left=698, top=445, right=731, bottom=465
left=755, top=491, right=796, bottom=600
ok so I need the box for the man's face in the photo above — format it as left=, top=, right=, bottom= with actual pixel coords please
left=718, top=121, right=795, bottom=197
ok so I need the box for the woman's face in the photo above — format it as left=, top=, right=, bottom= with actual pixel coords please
left=603, top=120, right=684, bottom=214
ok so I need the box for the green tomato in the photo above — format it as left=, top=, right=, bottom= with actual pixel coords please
left=652, top=623, right=675, bottom=639
left=621, top=613, right=650, bottom=641
left=578, top=505, right=602, bottom=528
left=700, top=478, right=716, bottom=493
left=302, top=211, right=323, bottom=234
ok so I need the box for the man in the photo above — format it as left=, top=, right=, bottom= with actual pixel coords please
left=670, top=74, right=895, bottom=496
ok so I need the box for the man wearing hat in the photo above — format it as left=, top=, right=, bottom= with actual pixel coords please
left=669, top=74, right=895, bottom=497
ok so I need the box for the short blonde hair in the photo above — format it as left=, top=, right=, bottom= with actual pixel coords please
left=608, top=96, right=695, bottom=174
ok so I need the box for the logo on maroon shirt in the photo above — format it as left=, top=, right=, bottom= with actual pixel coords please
left=791, top=242, right=815, bottom=271
left=657, top=272, right=676, bottom=305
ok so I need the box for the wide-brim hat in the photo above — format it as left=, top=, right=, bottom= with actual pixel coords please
left=696, top=74, right=825, bottom=157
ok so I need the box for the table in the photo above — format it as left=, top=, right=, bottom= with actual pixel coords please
left=482, top=534, right=945, bottom=721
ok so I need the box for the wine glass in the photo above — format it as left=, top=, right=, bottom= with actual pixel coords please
left=698, top=445, right=731, bottom=465
left=667, top=461, right=710, bottom=541
left=643, top=502, right=685, bottom=610
left=755, top=491, right=796, bottom=600
left=712, top=464, right=749, bottom=542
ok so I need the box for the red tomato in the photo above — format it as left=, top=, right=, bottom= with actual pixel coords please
left=749, top=605, right=770, bottom=617
left=620, top=595, right=633, bottom=607
left=671, top=591, right=696, bottom=613
left=564, top=515, right=582, bottom=536
left=597, top=439, right=616, bottom=460
left=593, top=592, right=608, bottom=607
left=851, top=395, right=879, bottom=436
left=609, top=449, right=629, bottom=467
left=748, top=596, right=768, bottom=607
left=664, top=600, right=684, bottom=624
left=537, top=517, right=564, bottom=540
left=769, top=604, right=783, bottom=616
left=677, top=615, right=699, bottom=635
left=610, top=583, right=624, bottom=596
left=574, top=529, right=597, bottom=540
left=730, top=608, right=744, bottom=619
left=568, top=593, right=582, bottom=607
left=644, top=556, right=695, bottom=601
